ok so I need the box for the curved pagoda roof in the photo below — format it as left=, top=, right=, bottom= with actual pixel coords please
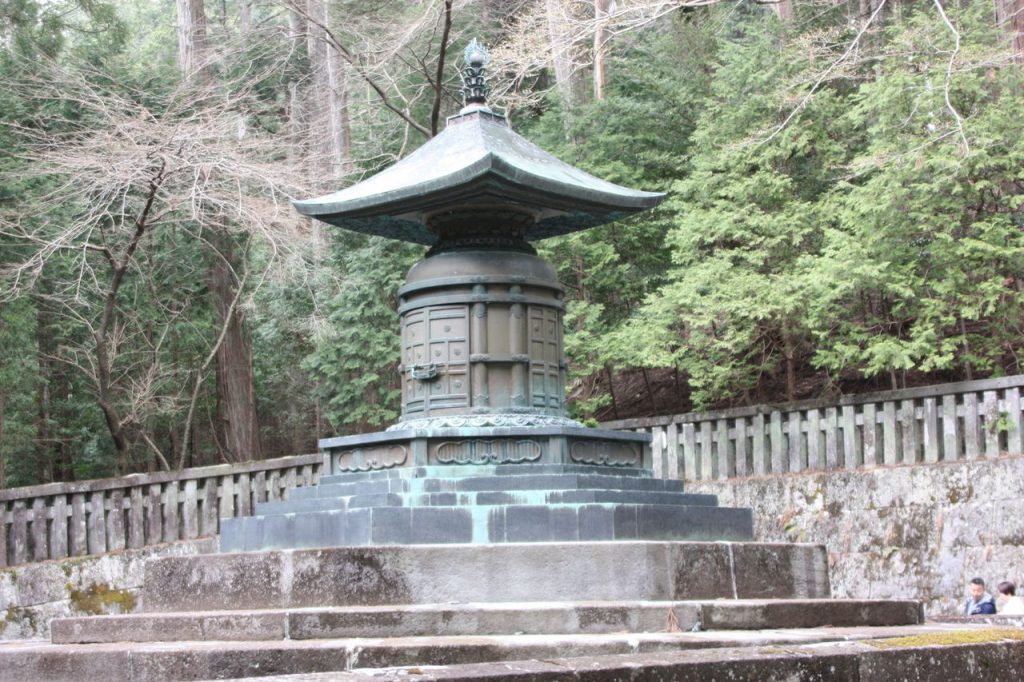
left=292, top=43, right=665, bottom=246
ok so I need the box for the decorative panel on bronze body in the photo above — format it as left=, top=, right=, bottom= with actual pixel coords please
left=402, top=306, right=470, bottom=415
left=397, top=250, right=569, bottom=425
left=528, top=306, right=563, bottom=410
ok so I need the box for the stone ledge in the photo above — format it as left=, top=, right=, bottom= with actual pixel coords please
left=3, top=624, right=1020, bottom=681
left=49, top=599, right=922, bottom=644
left=221, top=628, right=1024, bottom=682
left=142, top=542, right=830, bottom=612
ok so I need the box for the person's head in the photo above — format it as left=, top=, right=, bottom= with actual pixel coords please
left=997, top=581, right=1016, bottom=597
left=969, top=577, right=987, bottom=601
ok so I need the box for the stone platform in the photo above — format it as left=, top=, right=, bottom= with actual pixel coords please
left=219, top=629, right=1024, bottom=682
left=4, top=615, right=1018, bottom=681
left=141, top=541, right=830, bottom=610
left=0, top=541, right=943, bottom=681
left=219, top=464, right=753, bottom=551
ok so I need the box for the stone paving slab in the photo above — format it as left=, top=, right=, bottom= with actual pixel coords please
left=50, top=599, right=922, bottom=644
left=0, top=623, right=1012, bottom=681
left=219, top=630, right=1024, bottom=682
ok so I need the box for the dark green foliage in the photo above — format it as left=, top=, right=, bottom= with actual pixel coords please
left=1, top=0, right=1022, bottom=485
left=660, top=3, right=1016, bottom=409
left=302, top=236, right=422, bottom=434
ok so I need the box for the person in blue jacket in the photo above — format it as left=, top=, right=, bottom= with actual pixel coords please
left=964, top=577, right=997, bottom=615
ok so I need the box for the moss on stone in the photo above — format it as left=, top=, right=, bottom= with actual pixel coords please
left=4, top=605, right=37, bottom=633
left=756, top=646, right=807, bottom=656
left=868, top=628, right=1024, bottom=649
left=68, top=582, right=138, bottom=616
left=947, top=483, right=974, bottom=505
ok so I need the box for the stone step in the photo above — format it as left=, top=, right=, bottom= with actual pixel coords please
left=141, top=542, right=830, bottom=612
left=316, top=463, right=655, bottom=486
left=0, top=624, right=984, bottom=682
left=254, top=489, right=720, bottom=516
left=49, top=599, right=923, bottom=644
left=288, top=473, right=686, bottom=501
left=221, top=629, right=1024, bottom=682
left=220, top=501, right=752, bottom=551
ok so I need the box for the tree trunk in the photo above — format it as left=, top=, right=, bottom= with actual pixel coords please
left=773, top=0, right=795, bottom=23
left=175, top=0, right=208, bottom=78
left=959, top=315, right=974, bottom=381
left=995, top=0, right=1024, bottom=62
left=306, top=0, right=352, bottom=183
left=641, top=367, right=661, bottom=413
left=327, top=44, right=352, bottom=174
left=208, top=234, right=262, bottom=463
left=0, top=392, right=6, bottom=489
left=782, top=331, right=797, bottom=401
left=239, top=0, right=252, bottom=33
left=593, top=0, right=612, bottom=100
left=604, top=364, right=620, bottom=420
left=286, top=9, right=308, bottom=168
left=546, top=0, right=579, bottom=112
left=174, top=0, right=262, bottom=465
left=35, top=304, right=53, bottom=483
left=53, top=366, right=75, bottom=481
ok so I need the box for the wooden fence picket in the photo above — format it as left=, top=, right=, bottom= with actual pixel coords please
left=1, top=453, right=321, bottom=568
left=600, top=376, right=1024, bottom=482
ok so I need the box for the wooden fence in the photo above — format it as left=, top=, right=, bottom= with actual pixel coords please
left=0, top=453, right=323, bottom=567
left=601, top=375, right=1024, bottom=482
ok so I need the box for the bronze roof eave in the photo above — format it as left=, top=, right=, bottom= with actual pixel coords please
left=292, top=153, right=666, bottom=245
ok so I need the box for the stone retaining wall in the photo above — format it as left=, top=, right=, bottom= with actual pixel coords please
left=1, top=537, right=216, bottom=639
left=688, top=454, right=1024, bottom=617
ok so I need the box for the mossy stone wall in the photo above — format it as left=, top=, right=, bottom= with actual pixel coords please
left=0, top=537, right=216, bottom=639
left=689, top=454, right=1024, bottom=616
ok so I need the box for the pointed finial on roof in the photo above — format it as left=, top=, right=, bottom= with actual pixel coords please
left=462, top=39, right=491, bottom=108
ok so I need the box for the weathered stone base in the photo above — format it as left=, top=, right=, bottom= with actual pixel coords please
left=220, top=464, right=754, bottom=551
left=0, top=538, right=217, bottom=640
left=141, top=541, right=829, bottom=611
left=0, top=541, right=965, bottom=680
left=2, top=624, right=1020, bottom=682
left=224, top=631, right=1024, bottom=682
left=49, top=599, right=923, bottom=644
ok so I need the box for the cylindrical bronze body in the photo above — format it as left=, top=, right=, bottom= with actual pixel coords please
left=397, top=249, right=567, bottom=423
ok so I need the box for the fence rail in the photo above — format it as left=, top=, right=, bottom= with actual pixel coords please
left=0, top=453, right=323, bottom=567
left=601, top=375, right=1024, bottom=482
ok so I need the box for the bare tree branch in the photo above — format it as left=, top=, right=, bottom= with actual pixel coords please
left=282, top=0, right=433, bottom=138
left=431, top=1, right=455, bottom=136
left=931, top=0, right=969, bottom=156
left=760, top=0, right=888, bottom=145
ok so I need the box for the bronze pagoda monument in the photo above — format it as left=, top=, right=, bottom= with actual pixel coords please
left=220, top=41, right=752, bottom=549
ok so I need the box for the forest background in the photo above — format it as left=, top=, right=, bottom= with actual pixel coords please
left=0, top=0, right=1021, bottom=487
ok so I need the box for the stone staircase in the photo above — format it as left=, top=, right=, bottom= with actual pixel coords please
left=1, top=464, right=987, bottom=681
left=0, top=538, right=932, bottom=681
left=218, top=464, right=754, bottom=550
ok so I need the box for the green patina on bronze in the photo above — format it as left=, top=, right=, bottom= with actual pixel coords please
left=293, top=42, right=663, bottom=249
left=293, top=41, right=664, bottom=470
